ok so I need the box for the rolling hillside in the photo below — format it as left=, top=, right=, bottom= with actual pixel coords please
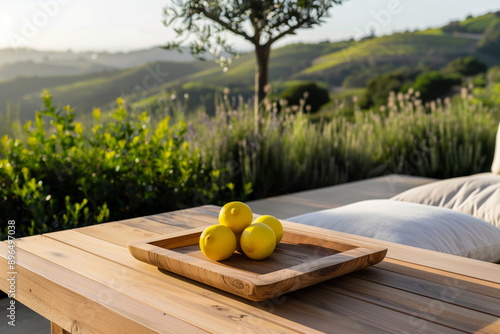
left=159, top=13, right=500, bottom=96
left=0, top=61, right=113, bottom=80
left=2, top=11, right=500, bottom=119
left=0, top=61, right=216, bottom=119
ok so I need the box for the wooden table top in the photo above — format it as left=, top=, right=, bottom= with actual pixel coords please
left=1, top=205, right=499, bottom=333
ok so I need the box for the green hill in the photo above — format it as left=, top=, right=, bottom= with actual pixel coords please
left=442, top=11, right=500, bottom=34
left=301, top=33, right=475, bottom=74
left=3, top=11, right=500, bottom=119
left=184, top=42, right=338, bottom=87
left=158, top=13, right=500, bottom=95
left=1, top=61, right=215, bottom=119
left=0, top=61, right=112, bottom=80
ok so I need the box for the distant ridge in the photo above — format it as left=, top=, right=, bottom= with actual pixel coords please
left=1, top=11, right=499, bottom=118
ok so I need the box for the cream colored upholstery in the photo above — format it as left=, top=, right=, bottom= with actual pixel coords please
left=287, top=200, right=500, bottom=262
left=492, top=122, right=500, bottom=174
left=392, top=173, right=500, bottom=228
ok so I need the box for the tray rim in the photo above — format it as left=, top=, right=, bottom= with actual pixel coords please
left=128, top=222, right=388, bottom=300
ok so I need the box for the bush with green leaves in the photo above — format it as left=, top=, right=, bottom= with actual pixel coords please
left=2, top=87, right=498, bottom=239
left=279, top=82, right=330, bottom=113
left=411, top=71, right=462, bottom=102
left=188, top=89, right=498, bottom=198
left=473, top=66, right=500, bottom=107
left=0, top=91, right=240, bottom=239
left=359, top=69, right=419, bottom=108
left=442, top=57, right=488, bottom=76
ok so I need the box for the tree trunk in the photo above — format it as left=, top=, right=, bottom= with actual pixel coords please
left=254, top=45, right=270, bottom=133
left=254, top=45, right=270, bottom=106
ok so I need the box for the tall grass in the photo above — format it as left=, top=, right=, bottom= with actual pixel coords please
left=181, top=89, right=499, bottom=197
left=1, top=88, right=498, bottom=238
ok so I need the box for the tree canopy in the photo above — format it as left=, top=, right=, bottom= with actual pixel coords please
left=163, top=0, right=343, bottom=104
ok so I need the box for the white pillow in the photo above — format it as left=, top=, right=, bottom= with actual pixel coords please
left=392, top=173, right=500, bottom=229
left=286, top=200, right=500, bottom=263
left=493, top=122, right=500, bottom=174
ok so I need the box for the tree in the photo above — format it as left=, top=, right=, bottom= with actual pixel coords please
left=162, top=0, right=343, bottom=106
left=412, top=71, right=461, bottom=102
left=442, top=57, right=487, bottom=76
left=360, top=69, right=420, bottom=108
left=279, top=81, right=330, bottom=113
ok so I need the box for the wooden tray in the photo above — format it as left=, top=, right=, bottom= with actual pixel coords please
left=128, top=222, right=387, bottom=301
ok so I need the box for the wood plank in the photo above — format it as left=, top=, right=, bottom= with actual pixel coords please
left=46, top=229, right=459, bottom=334
left=15, top=235, right=305, bottom=334
left=46, top=230, right=324, bottom=334
left=327, top=275, right=500, bottom=333
left=143, top=208, right=500, bottom=284
left=129, top=226, right=384, bottom=301
left=379, top=258, right=500, bottom=298
left=281, top=220, right=500, bottom=284
left=351, top=267, right=500, bottom=317
left=148, top=210, right=217, bottom=228
left=0, top=242, right=205, bottom=334
left=272, top=284, right=463, bottom=334
left=77, top=221, right=163, bottom=247
left=117, top=216, right=187, bottom=235
left=51, top=323, right=70, bottom=334
left=44, top=230, right=459, bottom=334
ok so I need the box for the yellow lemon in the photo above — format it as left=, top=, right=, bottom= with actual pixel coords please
left=199, top=225, right=236, bottom=261
left=240, top=223, right=276, bottom=260
left=219, top=201, right=253, bottom=233
left=253, top=215, right=283, bottom=244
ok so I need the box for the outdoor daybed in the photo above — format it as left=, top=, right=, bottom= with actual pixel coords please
left=287, top=123, right=500, bottom=263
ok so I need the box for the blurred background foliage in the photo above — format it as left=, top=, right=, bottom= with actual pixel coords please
left=1, top=75, right=499, bottom=239
left=3, top=11, right=500, bottom=239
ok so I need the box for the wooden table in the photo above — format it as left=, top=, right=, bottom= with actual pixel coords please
left=1, top=205, right=499, bottom=333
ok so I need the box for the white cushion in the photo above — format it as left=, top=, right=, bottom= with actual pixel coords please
left=493, top=122, right=500, bottom=174
left=392, top=173, right=500, bottom=229
left=286, top=200, right=500, bottom=262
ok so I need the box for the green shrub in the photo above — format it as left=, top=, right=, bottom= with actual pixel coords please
left=360, top=69, right=419, bottom=107
left=443, top=57, right=488, bottom=76
left=2, top=88, right=498, bottom=239
left=279, top=82, right=330, bottom=113
left=190, top=90, right=498, bottom=197
left=442, top=21, right=466, bottom=34
left=412, top=71, right=462, bottom=101
left=0, top=91, right=240, bottom=239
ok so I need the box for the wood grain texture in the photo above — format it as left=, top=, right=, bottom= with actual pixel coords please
left=128, top=224, right=387, bottom=301
left=0, top=242, right=203, bottom=334
left=328, top=275, right=500, bottom=333
left=280, top=220, right=500, bottom=284
left=379, top=258, right=500, bottom=298
left=351, top=266, right=500, bottom=317
left=51, top=323, right=70, bottom=334
left=45, top=229, right=323, bottom=334
left=2, top=199, right=500, bottom=334
left=77, top=221, right=162, bottom=247
left=14, top=235, right=303, bottom=333
left=64, top=226, right=460, bottom=334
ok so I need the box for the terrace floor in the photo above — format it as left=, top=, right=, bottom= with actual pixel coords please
left=1, top=174, right=436, bottom=334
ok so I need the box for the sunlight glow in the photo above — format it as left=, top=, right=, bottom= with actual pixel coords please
left=0, top=13, right=15, bottom=48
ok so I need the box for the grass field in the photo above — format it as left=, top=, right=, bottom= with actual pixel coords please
left=302, top=33, right=477, bottom=74
left=2, top=12, right=500, bottom=121
left=459, top=12, right=500, bottom=33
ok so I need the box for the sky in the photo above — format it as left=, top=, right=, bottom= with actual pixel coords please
left=0, top=0, right=499, bottom=52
